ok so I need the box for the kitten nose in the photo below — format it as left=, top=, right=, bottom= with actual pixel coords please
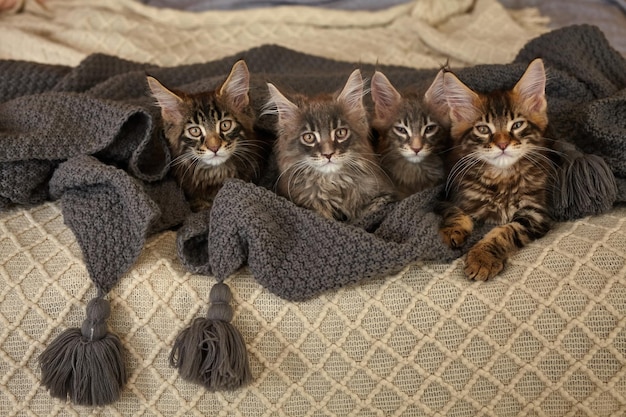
left=496, top=142, right=509, bottom=150
left=208, top=145, right=220, bottom=153
left=322, top=152, right=335, bottom=161
left=410, top=146, right=422, bottom=154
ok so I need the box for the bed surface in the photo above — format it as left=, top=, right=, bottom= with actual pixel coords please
left=1, top=1, right=625, bottom=416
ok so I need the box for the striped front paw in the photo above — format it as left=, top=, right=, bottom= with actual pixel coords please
left=440, top=226, right=470, bottom=249
left=464, top=244, right=504, bottom=281
left=440, top=210, right=473, bottom=249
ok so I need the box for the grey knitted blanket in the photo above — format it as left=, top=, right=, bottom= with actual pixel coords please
left=1, top=25, right=625, bottom=301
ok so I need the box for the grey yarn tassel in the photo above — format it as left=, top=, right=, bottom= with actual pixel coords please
left=39, top=297, right=127, bottom=406
left=170, top=282, right=251, bottom=390
left=552, top=141, right=617, bottom=221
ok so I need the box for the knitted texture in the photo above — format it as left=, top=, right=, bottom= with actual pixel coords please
left=0, top=25, right=624, bottom=301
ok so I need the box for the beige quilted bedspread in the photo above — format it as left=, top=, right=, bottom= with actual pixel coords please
left=2, top=0, right=626, bottom=416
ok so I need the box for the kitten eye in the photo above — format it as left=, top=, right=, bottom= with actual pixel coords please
left=187, top=126, right=203, bottom=138
left=511, top=120, right=526, bottom=130
left=301, top=132, right=317, bottom=145
left=423, top=124, right=438, bottom=136
left=334, top=127, right=349, bottom=141
left=220, top=120, right=233, bottom=132
left=393, top=125, right=408, bottom=135
left=475, top=125, right=491, bottom=135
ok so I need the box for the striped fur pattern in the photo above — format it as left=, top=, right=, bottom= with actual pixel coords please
left=147, top=60, right=267, bottom=212
left=265, top=69, right=395, bottom=222
left=370, top=70, right=449, bottom=199
left=438, top=59, right=554, bottom=280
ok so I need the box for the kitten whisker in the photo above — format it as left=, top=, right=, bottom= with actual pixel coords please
left=285, top=162, right=310, bottom=202
left=239, top=140, right=268, bottom=152
left=347, top=156, right=394, bottom=191
left=435, top=143, right=465, bottom=156
left=231, top=150, right=260, bottom=179
left=445, top=152, right=481, bottom=194
left=167, top=152, right=195, bottom=169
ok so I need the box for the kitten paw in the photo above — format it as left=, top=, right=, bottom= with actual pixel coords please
left=464, top=247, right=504, bottom=281
left=440, top=226, right=470, bottom=249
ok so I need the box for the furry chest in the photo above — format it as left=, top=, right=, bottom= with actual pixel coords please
left=458, top=175, right=534, bottom=225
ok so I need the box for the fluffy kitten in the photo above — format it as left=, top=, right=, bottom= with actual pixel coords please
left=437, top=58, right=554, bottom=280
left=265, top=69, right=394, bottom=222
left=370, top=70, right=449, bottom=198
left=147, top=60, right=267, bottom=211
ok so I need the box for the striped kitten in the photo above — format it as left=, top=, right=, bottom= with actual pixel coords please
left=265, top=69, right=394, bottom=222
left=370, top=70, right=449, bottom=198
left=438, top=58, right=554, bottom=280
left=147, top=60, right=267, bottom=211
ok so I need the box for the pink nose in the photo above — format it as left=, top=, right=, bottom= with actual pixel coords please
left=208, top=145, right=220, bottom=153
left=410, top=146, right=422, bottom=154
left=496, top=142, right=508, bottom=150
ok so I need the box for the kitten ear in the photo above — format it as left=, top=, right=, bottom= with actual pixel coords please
left=219, top=60, right=250, bottom=112
left=146, top=76, right=185, bottom=125
left=370, top=71, right=402, bottom=122
left=442, top=72, right=481, bottom=124
left=337, top=69, right=366, bottom=115
left=423, top=69, right=450, bottom=126
left=265, top=83, right=299, bottom=123
left=514, top=58, right=547, bottom=114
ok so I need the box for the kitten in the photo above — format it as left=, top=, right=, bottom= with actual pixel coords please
left=370, top=70, right=449, bottom=198
left=436, top=58, right=554, bottom=280
left=147, top=60, right=267, bottom=211
left=265, top=69, right=394, bottom=222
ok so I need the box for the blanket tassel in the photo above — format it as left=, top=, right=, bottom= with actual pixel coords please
left=170, top=281, right=251, bottom=391
left=552, top=142, right=617, bottom=221
left=39, top=296, right=127, bottom=406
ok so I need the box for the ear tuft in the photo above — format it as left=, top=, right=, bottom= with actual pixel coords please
left=147, top=76, right=185, bottom=124
left=264, top=83, right=299, bottom=123
left=423, top=69, right=450, bottom=126
left=337, top=69, right=365, bottom=114
left=442, top=72, right=481, bottom=124
left=219, top=60, right=250, bottom=112
left=370, top=71, right=402, bottom=122
left=514, top=58, right=547, bottom=114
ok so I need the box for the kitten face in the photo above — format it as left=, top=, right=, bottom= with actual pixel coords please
left=284, top=105, right=362, bottom=174
left=265, top=69, right=392, bottom=221
left=457, top=108, right=544, bottom=169
left=267, top=69, right=371, bottom=177
left=378, top=100, right=441, bottom=163
left=371, top=70, right=447, bottom=164
left=148, top=60, right=253, bottom=170
left=147, top=60, right=264, bottom=210
left=443, top=58, right=548, bottom=171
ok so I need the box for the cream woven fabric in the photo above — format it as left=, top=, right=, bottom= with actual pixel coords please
left=2, top=0, right=626, bottom=416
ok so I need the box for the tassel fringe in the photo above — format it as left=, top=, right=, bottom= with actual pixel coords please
left=170, top=282, right=251, bottom=391
left=38, top=297, right=127, bottom=406
left=552, top=143, right=617, bottom=221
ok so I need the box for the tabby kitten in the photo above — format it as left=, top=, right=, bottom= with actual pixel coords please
left=265, top=69, right=394, bottom=222
left=147, top=60, right=266, bottom=211
left=370, top=70, right=449, bottom=198
left=437, top=58, right=553, bottom=281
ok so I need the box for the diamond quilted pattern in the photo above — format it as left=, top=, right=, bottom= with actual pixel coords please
left=3, top=203, right=626, bottom=415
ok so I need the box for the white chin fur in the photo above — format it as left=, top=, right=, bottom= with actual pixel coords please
left=404, top=153, right=426, bottom=164
left=315, top=160, right=342, bottom=174
left=199, top=152, right=229, bottom=167
left=486, top=151, right=520, bottom=169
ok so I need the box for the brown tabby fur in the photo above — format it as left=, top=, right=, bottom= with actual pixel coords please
left=370, top=70, right=450, bottom=198
left=266, top=69, right=394, bottom=222
left=147, top=61, right=268, bottom=211
left=436, top=59, right=554, bottom=280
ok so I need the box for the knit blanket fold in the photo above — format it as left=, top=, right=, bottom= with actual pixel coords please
left=0, top=24, right=625, bottom=301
